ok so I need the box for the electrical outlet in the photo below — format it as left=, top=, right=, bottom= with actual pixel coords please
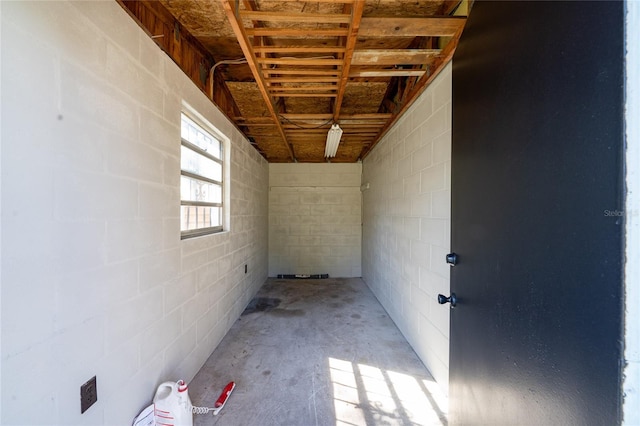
left=245, top=264, right=247, bottom=273
left=80, top=376, right=97, bottom=414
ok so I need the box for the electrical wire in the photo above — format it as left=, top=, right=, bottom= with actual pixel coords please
left=192, top=405, right=216, bottom=414
left=279, top=115, right=334, bottom=130
left=209, top=58, right=247, bottom=98
left=210, top=58, right=248, bottom=81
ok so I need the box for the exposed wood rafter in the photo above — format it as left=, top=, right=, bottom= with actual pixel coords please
left=122, top=0, right=468, bottom=163
left=221, top=0, right=295, bottom=161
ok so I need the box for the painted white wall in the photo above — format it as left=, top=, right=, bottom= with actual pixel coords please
left=0, top=2, right=268, bottom=424
left=624, top=1, right=640, bottom=424
left=362, top=63, right=452, bottom=395
left=269, top=163, right=362, bottom=278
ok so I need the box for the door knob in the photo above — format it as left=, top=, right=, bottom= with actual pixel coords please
left=438, top=293, right=457, bottom=307
left=446, top=252, right=458, bottom=266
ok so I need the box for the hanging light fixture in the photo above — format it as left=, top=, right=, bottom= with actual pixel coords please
left=324, top=123, right=343, bottom=158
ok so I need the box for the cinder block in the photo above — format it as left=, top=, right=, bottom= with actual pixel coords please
left=183, top=294, right=210, bottom=331
left=397, top=155, right=413, bottom=179
left=139, top=248, right=181, bottom=292
left=404, top=173, right=421, bottom=197
left=106, top=287, right=163, bottom=351
left=409, top=283, right=431, bottom=316
left=54, top=169, right=139, bottom=221
left=431, top=189, right=451, bottom=219
left=3, top=3, right=270, bottom=425
left=405, top=126, right=423, bottom=153
left=412, top=91, right=434, bottom=128
left=139, top=308, right=182, bottom=364
left=410, top=193, right=431, bottom=217
left=429, top=244, right=451, bottom=279
left=429, top=296, right=451, bottom=338
left=140, top=109, right=180, bottom=156
left=290, top=224, right=311, bottom=235
left=410, top=240, right=431, bottom=269
left=420, top=218, right=448, bottom=246
left=433, top=63, right=452, bottom=108
left=163, top=324, right=198, bottom=374
left=420, top=163, right=446, bottom=193
left=139, top=182, right=178, bottom=219
left=361, top=53, right=451, bottom=390
left=61, top=60, right=138, bottom=137
left=432, top=130, right=452, bottom=165
left=422, top=105, right=449, bottom=142
left=182, top=248, right=209, bottom=274
left=411, top=144, right=433, bottom=173
left=107, top=137, right=166, bottom=184
left=404, top=217, right=421, bottom=240
left=107, top=219, right=164, bottom=263
left=0, top=345, right=63, bottom=424
left=196, top=261, right=220, bottom=291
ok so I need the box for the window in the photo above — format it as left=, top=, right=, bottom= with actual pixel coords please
left=180, top=113, right=224, bottom=238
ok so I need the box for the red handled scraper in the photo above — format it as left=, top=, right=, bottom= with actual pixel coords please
left=212, top=381, right=235, bottom=415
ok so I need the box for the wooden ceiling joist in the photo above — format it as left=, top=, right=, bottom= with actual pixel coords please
left=359, top=16, right=466, bottom=37
left=269, top=86, right=337, bottom=92
left=263, top=69, right=342, bottom=76
left=278, top=113, right=392, bottom=121
left=134, top=0, right=468, bottom=163
left=349, top=69, right=426, bottom=77
left=333, top=1, right=365, bottom=120
left=351, top=49, right=441, bottom=66
left=239, top=11, right=352, bottom=24
left=266, top=77, right=340, bottom=83
left=220, top=0, right=295, bottom=161
left=256, top=58, right=343, bottom=66
left=246, top=28, right=350, bottom=37
left=253, top=46, right=347, bottom=54
left=274, top=93, right=338, bottom=97
left=360, top=16, right=467, bottom=159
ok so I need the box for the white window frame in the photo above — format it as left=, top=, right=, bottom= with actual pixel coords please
left=180, top=111, right=226, bottom=239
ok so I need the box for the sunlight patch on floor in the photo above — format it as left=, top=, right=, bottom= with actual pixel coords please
left=329, top=357, right=448, bottom=426
left=329, top=358, right=367, bottom=426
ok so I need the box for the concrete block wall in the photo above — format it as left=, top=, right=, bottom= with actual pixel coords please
left=269, top=163, right=362, bottom=278
left=362, top=62, right=452, bottom=395
left=0, top=2, right=268, bottom=424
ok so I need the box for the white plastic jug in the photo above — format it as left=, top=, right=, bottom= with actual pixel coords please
left=153, top=380, right=193, bottom=426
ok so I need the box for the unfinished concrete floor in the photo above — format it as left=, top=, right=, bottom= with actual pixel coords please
left=189, top=278, right=448, bottom=426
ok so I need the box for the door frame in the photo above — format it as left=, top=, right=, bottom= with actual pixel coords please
left=624, top=1, right=640, bottom=423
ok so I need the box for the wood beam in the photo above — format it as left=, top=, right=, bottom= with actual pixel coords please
left=440, top=0, right=464, bottom=16
left=117, top=0, right=244, bottom=132
left=349, top=69, right=426, bottom=77
left=273, top=93, right=338, bottom=98
left=359, top=16, right=466, bottom=37
left=360, top=21, right=466, bottom=160
left=278, top=113, right=392, bottom=121
left=239, top=11, right=352, bottom=24
left=265, top=77, right=340, bottom=83
left=269, top=86, right=337, bottom=92
left=253, top=46, right=347, bottom=54
left=263, top=69, right=342, bottom=76
left=256, top=58, right=343, bottom=66
left=351, top=49, right=441, bottom=66
left=220, top=0, right=294, bottom=161
left=280, top=114, right=332, bottom=120
left=246, top=28, right=350, bottom=37
left=333, top=1, right=365, bottom=121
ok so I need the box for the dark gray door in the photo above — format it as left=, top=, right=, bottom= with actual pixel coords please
left=448, top=2, right=625, bottom=424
